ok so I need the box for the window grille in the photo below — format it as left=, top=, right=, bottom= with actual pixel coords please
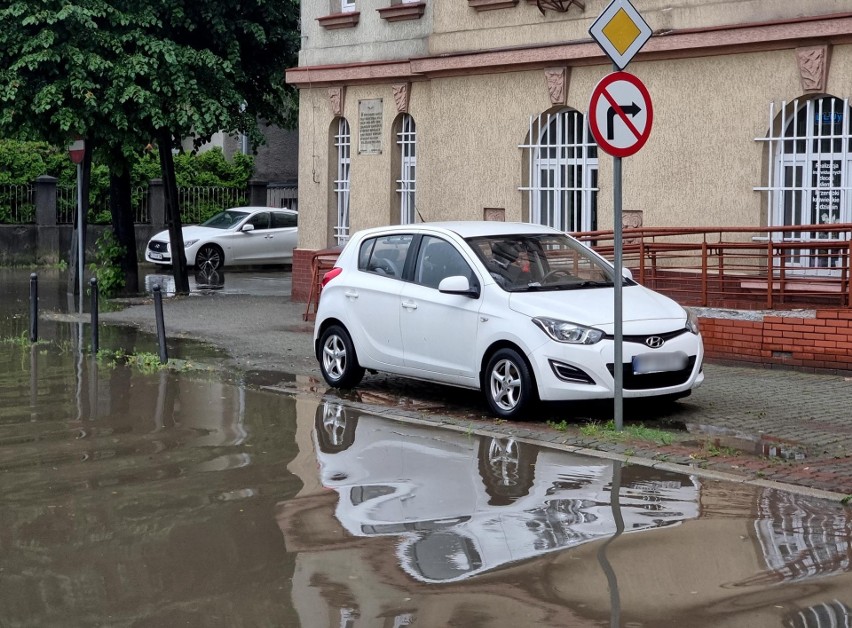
left=396, top=114, right=417, bottom=224
left=335, top=118, right=352, bottom=245
left=519, top=109, right=598, bottom=233
left=755, top=97, right=852, bottom=275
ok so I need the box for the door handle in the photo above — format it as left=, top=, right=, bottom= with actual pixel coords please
left=401, top=300, right=418, bottom=310
left=344, top=290, right=359, bottom=299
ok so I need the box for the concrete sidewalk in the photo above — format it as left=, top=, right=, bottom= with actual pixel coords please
left=99, top=288, right=852, bottom=499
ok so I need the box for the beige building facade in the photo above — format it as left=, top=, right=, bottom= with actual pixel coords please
left=286, top=1, right=852, bottom=300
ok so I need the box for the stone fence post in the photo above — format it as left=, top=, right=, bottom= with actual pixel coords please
left=148, top=179, right=165, bottom=227
left=34, top=175, right=57, bottom=226
left=248, top=179, right=268, bottom=207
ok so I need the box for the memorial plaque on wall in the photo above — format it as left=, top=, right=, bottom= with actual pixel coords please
left=358, top=99, right=383, bottom=155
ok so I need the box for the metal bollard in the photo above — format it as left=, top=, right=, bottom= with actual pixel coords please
left=153, top=284, right=168, bottom=364
left=29, top=273, right=38, bottom=343
left=90, top=278, right=99, bottom=354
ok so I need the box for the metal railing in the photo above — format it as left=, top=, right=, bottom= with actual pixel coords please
left=0, top=184, right=35, bottom=224
left=573, top=224, right=852, bottom=309
left=178, top=186, right=247, bottom=224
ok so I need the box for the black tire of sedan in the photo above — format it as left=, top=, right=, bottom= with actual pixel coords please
left=319, top=325, right=365, bottom=389
left=196, top=244, right=224, bottom=270
left=484, top=348, right=535, bottom=420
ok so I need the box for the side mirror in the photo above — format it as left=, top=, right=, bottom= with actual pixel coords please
left=241, top=223, right=255, bottom=233
left=622, top=267, right=633, bottom=280
left=438, top=275, right=480, bottom=298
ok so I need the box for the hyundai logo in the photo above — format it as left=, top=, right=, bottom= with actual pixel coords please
left=645, top=336, right=665, bottom=348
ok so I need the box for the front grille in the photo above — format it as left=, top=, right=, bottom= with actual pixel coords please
left=148, top=240, right=169, bottom=253
left=606, top=356, right=697, bottom=390
left=604, top=328, right=688, bottom=345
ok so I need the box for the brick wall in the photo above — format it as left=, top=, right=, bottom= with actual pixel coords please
left=292, top=248, right=315, bottom=302
left=700, top=310, right=852, bottom=372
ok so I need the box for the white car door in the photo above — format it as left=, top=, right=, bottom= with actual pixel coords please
left=230, top=211, right=277, bottom=263
left=344, top=234, right=413, bottom=369
left=399, top=236, right=482, bottom=384
left=265, top=210, right=299, bottom=263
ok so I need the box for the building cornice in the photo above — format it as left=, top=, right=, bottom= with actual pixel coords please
left=286, top=13, right=852, bottom=87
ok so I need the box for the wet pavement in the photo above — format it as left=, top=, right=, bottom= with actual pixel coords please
left=2, top=267, right=852, bottom=626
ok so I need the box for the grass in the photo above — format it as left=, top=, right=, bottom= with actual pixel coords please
left=579, top=419, right=675, bottom=445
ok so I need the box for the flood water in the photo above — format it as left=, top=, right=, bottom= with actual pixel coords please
left=1, top=269, right=851, bottom=627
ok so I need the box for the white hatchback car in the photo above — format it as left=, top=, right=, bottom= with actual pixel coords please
left=314, top=222, right=704, bottom=419
left=145, top=207, right=298, bottom=270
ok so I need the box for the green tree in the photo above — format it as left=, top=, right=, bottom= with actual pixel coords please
left=0, top=0, right=300, bottom=294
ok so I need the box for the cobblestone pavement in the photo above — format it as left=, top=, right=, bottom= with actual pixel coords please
left=98, top=284, right=852, bottom=501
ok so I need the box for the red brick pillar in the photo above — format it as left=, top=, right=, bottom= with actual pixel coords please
left=291, top=248, right=317, bottom=302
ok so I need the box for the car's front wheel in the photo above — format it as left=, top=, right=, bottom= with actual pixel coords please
left=319, top=325, right=365, bottom=389
left=484, top=348, right=536, bottom=420
left=196, top=244, right=224, bottom=270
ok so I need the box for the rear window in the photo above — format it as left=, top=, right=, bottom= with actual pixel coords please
left=271, top=212, right=297, bottom=228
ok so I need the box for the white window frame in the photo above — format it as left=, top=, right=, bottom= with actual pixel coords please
left=334, top=118, right=351, bottom=245
left=341, top=0, right=357, bottom=13
left=755, top=97, right=852, bottom=275
left=520, top=109, right=598, bottom=233
left=396, top=114, right=417, bottom=225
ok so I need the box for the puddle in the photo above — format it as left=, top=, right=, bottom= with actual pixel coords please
left=685, top=424, right=808, bottom=460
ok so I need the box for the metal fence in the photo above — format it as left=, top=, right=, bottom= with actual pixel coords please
left=267, top=183, right=298, bottom=211
left=0, top=184, right=36, bottom=224
left=178, top=186, right=248, bottom=224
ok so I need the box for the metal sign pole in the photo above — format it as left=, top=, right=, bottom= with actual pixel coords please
left=77, top=162, right=84, bottom=313
left=613, top=154, right=624, bottom=431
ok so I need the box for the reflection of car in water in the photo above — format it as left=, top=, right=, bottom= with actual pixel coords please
left=313, top=402, right=701, bottom=583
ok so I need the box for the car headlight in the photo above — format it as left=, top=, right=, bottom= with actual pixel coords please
left=183, top=239, right=198, bottom=248
left=685, top=308, right=700, bottom=334
left=533, top=317, right=604, bottom=345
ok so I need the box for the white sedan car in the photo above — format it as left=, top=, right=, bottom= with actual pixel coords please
left=145, top=207, right=298, bottom=270
left=314, top=221, right=704, bottom=419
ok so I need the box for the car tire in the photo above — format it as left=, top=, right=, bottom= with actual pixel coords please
left=196, top=244, right=224, bottom=270
left=484, top=348, right=536, bottom=420
left=477, top=437, right=538, bottom=506
left=319, top=325, right=365, bottom=389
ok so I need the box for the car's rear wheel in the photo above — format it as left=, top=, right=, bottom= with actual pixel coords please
left=196, top=244, right=224, bottom=270
left=484, top=348, right=535, bottom=420
left=320, top=325, right=365, bottom=389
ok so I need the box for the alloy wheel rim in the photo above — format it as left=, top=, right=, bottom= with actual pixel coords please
left=490, top=358, right=521, bottom=411
left=322, top=335, right=346, bottom=380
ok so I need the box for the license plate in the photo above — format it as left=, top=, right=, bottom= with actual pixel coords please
left=632, top=351, right=687, bottom=375
left=149, top=252, right=163, bottom=260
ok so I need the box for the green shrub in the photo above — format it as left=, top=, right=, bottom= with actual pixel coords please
left=88, top=229, right=126, bottom=297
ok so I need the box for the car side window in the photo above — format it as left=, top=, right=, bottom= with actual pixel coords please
left=414, top=236, right=474, bottom=289
left=271, top=212, right=297, bottom=228
left=247, top=212, right=270, bottom=230
left=360, top=234, right=413, bottom=279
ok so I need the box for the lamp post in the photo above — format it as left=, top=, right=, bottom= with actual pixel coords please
left=68, top=139, right=85, bottom=311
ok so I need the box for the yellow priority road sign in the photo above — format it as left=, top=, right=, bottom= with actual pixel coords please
left=588, top=0, right=652, bottom=70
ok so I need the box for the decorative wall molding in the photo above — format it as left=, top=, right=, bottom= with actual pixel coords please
left=328, top=87, right=346, bottom=116
left=796, top=44, right=831, bottom=93
left=378, top=2, right=426, bottom=22
left=525, top=0, right=585, bottom=13
left=544, top=67, right=569, bottom=105
left=317, top=11, right=360, bottom=30
left=468, top=0, right=519, bottom=12
left=392, top=83, right=411, bottom=113
left=484, top=208, right=506, bottom=221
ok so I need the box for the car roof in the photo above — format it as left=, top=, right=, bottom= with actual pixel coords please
left=225, top=206, right=297, bottom=214
left=354, top=221, right=562, bottom=240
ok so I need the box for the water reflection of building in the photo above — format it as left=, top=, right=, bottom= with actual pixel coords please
left=277, top=402, right=852, bottom=628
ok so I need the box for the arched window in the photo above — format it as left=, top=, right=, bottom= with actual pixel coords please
left=520, top=109, right=598, bottom=232
left=334, top=118, right=351, bottom=245
left=395, top=114, right=417, bottom=224
left=760, top=97, right=852, bottom=272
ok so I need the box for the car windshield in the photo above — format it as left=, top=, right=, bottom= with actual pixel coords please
left=466, top=233, right=626, bottom=292
left=200, top=210, right=250, bottom=229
